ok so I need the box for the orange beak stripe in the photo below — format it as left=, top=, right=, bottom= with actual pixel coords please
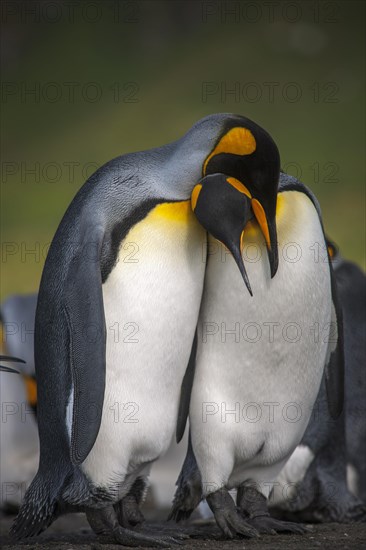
left=252, top=198, right=271, bottom=250
left=240, top=230, right=245, bottom=253
left=226, top=177, right=252, bottom=199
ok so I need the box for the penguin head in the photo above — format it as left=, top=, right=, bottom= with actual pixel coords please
left=326, top=237, right=339, bottom=262
left=191, top=114, right=280, bottom=279
left=192, top=174, right=254, bottom=295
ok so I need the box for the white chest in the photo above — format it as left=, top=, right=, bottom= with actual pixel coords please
left=81, top=201, right=206, bottom=487
left=191, top=192, right=331, bottom=471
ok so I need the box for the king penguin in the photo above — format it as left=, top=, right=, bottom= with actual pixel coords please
left=11, top=114, right=280, bottom=547
left=270, top=239, right=365, bottom=522
left=170, top=171, right=344, bottom=538
left=1, top=293, right=38, bottom=411
left=0, top=294, right=39, bottom=512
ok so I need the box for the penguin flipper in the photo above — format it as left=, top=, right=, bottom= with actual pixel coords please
left=0, top=355, right=26, bottom=373
left=325, top=261, right=345, bottom=419
left=0, top=354, right=26, bottom=363
left=0, top=365, right=19, bottom=373
left=64, top=224, right=106, bottom=465
left=169, top=432, right=203, bottom=522
left=176, top=331, right=197, bottom=443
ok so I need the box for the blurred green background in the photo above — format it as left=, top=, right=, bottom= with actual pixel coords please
left=1, top=0, right=365, bottom=299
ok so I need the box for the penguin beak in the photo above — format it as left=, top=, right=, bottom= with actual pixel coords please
left=251, top=198, right=278, bottom=278
left=223, top=178, right=278, bottom=278
left=228, top=230, right=253, bottom=296
left=191, top=175, right=254, bottom=295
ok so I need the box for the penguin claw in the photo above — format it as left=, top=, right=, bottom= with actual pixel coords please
left=135, top=523, right=189, bottom=542
left=112, top=525, right=180, bottom=547
left=159, top=536, right=185, bottom=545
left=217, top=512, right=259, bottom=539
left=345, top=503, right=366, bottom=523
left=246, top=515, right=309, bottom=535
left=144, top=525, right=190, bottom=540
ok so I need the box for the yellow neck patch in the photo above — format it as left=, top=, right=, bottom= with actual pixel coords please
left=149, top=200, right=193, bottom=223
left=203, top=127, right=256, bottom=175
left=276, top=193, right=284, bottom=219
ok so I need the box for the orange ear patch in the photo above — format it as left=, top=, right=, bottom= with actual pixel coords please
left=203, top=127, right=256, bottom=175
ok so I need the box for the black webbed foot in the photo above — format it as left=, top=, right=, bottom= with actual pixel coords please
left=206, top=487, right=259, bottom=539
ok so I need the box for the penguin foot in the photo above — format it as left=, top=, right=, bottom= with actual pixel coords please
left=114, top=495, right=145, bottom=528
left=86, top=506, right=181, bottom=547
left=237, top=484, right=308, bottom=535
left=112, top=525, right=183, bottom=547
left=278, top=502, right=366, bottom=524
left=245, top=514, right=309, bottom=534
left=138, top=524, right=190, bottom=540
left=206, top=488, right=259, bottom=539
left=344, top=503, right=366, bottom=523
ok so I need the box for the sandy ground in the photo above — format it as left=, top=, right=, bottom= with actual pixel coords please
left=1, top=512, right=366, bottom=550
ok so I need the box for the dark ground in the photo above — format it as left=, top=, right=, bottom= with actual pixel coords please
left=1, top=513, right=366, bottom=550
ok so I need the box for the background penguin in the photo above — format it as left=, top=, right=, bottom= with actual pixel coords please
left=170, top=171, right=344, bottom=538
left=270, top=240, right=366, bottom=522
left=11, top=114, right=279, bottom=547
left=338, top=248, right=366, bottom=503
left=0, top=350, right=37, bottom=513
left=1, top=294, right=38, bottom=411
left=0, top=294, right=39, bottom=512
left=1, top=294, right=32, bottom=374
